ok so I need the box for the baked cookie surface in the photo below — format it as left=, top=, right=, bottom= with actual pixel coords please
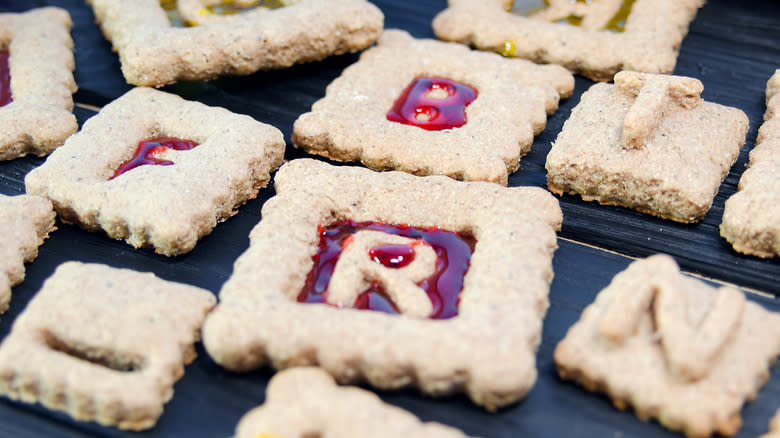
left=555, top=254, right=780, bottom=438
left=0, top=262, right=216, bottom=430
left=86, top=0, right=383, bottom=87
left=433, top=0, right=704, bottom=81
left=203, top=158, right=562, bottom=410
left=0, top=194, right=55, bottom=313
left=721, top=69, right=780, bottom=258
left=24, top=87, right=285, bottom=256
left=0, top=7, right=77, bottom=160
left=545, top=71, right=748, bottom=223
left=292, top=29, right=574, bottom=185
left=234, top=367, right=475, bottom=438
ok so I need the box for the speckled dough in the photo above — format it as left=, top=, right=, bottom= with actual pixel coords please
left=0, top=262, right=216, bottom=430
left=25, top=87, right=285, bottom=256
left=234, top=368, right=476, bottom=438
left=761, top=410, right=780, bottom=438
left=546, top=71, right=748, bottom=223
left=433, top=0, right=704, bottom=81
left=0, top=194, right=55, bottom=313
left=292, top=29, right=574, bottom=185
left=555, top=255, right=780, bottom=438
left=177, top=0, right=301, bottom=26
left=720, top=69, right=780, bottom=258
left=203, top=159, right=562, bottom=410
left=86, top=0, right=383, bottom=87
left=0, top=7, right=77, bottom=160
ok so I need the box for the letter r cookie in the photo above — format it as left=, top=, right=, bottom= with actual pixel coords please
left=203, top=159, right=562, bottom=410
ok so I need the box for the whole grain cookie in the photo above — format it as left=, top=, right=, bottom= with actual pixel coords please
left=721, top=69, right=780, bottom=257
left=433, top=0, right=704, bottom=81
left=0, top=194, right=55, bottom=313
left=545, top=71, right=748, bottom=222
left=86, top=0, right=383, bottom=87
left=203, top=158, right=562, bottom=410
left=0, top=7, right=77, bottom=160
left=555, top=254, right=780, bottom=438
left=0, top=262, right=215, bottom=430
left=761, top=410, right=780, bottom=438
left=234, top=368, right=475, bottom=438
left=25, top=87, right=285, bottom=256
left=292, top=29, right=574, bottom=185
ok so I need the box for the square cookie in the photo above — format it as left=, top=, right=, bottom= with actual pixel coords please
left=25, top=87, right=285, bottom=256
left=721, top=69, right=780, bottom=258
left=555, top=254, right=780, bottom=438
left=0, top=262, right=216, bottom=430
left=87, top=0, right=383, bottom=87
left=234, top=368, right=474, bottom=438
left=292, top=29, right=574, bottom=185
left=0, top=7, right=77, bottom=160
left=433, top=0, right=704, bottom=81
left=203, top=158, right=562, bottom=410
left=545, top=71, right=748, bottom=223
left=0, top=194, right=55, bottom=313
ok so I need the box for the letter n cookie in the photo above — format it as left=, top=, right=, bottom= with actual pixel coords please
left=0, top=7, right=77, bottom=160
left=25, top=87, right=285, bottom=256
left=0, top=262, right=216, bottom=430
left=203, top=158, right=562, bottom=410
left=555, top=255, right=780, bottom=438
left=292, top=30, right=574, bottom=185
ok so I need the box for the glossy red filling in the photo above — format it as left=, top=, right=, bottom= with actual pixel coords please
left=0, top=52, right=12, bottom=107
left=386, top=77, right=477, bottom=131
left=110, top=137, right=198, bottom=180
left=297, top=220, right=474, bottom=319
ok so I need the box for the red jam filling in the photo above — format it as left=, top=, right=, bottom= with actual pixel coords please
left=297, top=220, right=474, bottom=319
left=0, top=52, right=12, bottom=107
left=110, top=137, right=198, bottom=180
left=386, top=77, right=478, bottom=131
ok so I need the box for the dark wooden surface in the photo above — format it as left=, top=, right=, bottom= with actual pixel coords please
left=0, top=0, right=778, bottom=437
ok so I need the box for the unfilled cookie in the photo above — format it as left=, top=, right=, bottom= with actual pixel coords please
left=203, top=158, right=562, bottom=410
left=555, top=254, right=780, bottom=438
left=0, top=7, right=77, bottom=160
left=433, top=0, right=704, bottom=81
left=0, top=194, right=55, bottom=313
left=87, top=0, right=383, bottom=87
left=293, top=29, right=574, bottom=185
left=721, top=69, right=780, bottom=258
left=0, top=262, right=216, bottom=430
left=546, top=71, right=748, bottom=222
left=25, top=87, right=285, bottom=256
left=234, top=367, right=475, bottom=438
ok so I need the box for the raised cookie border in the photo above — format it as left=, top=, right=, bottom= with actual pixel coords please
left=25, top=87, right=285, bottom=256
left=0, top=7, right=77, bottom=160
left=292, top=29, right=574, bottom=185
left=234, top=368, right=473, bottom=438
left=86, top=0, right=384, bottom=87
left=203, top=158, right=562, bottom=410
left=433, top=0, right=704, bottom=81
left=0, top=262, right=216, bottom=430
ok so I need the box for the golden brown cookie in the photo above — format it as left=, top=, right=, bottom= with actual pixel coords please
left=25, top=87, right=285, bottom=256
left=203, top=158, right=562, bottom=411
left=555, top=254, right=780, bottom=438
left=0, top=194, right=55, bottom=313
left=0, top=7, right=77, bottom=160
left=293, top=29, right=573, bottom=185
left=0, top=262, right=216, bottom=430
left=721, top=69, right=780, bottom=258
left=86, top=0, right=383, bottom=87
left=433, top=0, right=704, bottom=81
left=545, top=71, right=748, bottom=223
left=234, top=368, right=476, bottom=438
